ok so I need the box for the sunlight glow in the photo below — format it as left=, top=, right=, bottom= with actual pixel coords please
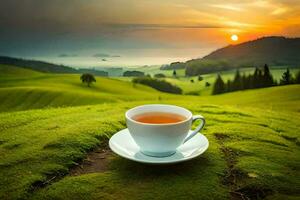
left=231, top=34, right=239, bottom=41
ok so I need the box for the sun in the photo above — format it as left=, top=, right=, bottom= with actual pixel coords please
left=231, top=34, right=238, bottom=41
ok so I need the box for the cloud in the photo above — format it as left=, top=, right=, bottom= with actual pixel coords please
left=210, top=4, right=243, bottom=11
left=271, top=7, right=288, bottom=15
left=58, top=54, right=78, bottom=57
left=105, top=23, right=223, bottom=29
left=93, top=53, right=121, bottom=58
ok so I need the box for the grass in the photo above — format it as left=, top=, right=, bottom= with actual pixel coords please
left=115, top=67, right=300, bottom=96
left=0, top=64, right=175, bottom=112
left=0, top=65, right=299, bottom=199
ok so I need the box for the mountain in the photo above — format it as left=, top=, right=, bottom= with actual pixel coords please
left=0, top=56, right=78, bottom=73
left=0, top=56, right=107, bottom=76
left=162, top=36, right=300, bottom=76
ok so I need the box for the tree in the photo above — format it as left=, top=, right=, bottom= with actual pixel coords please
left=232, top=70, right=242, bottom=91
left=154, top=73, right=166, bottom=78
left=190, top=79, right=194, bottom=83
left=296, top=70, right=300, bottom=84
left=280, top=68, right=293, bottom=85
left=198, top=75, right=203, bottom=81
left=262, top=64, right=274, bottom=87
left=132, top=77, right=182, bottom=94
left=80, top=73, right=96, bottom=87
left=205, top=82, right=211, bottom=87
left=226, top=79, right=232, bottom=92
left=173, top=69, right=177, bottom=77
left=212, top=74, right=225, bottom=95
left=123, top=71, right=145, bottom=77
left=253, top=67, right=264, bottom=88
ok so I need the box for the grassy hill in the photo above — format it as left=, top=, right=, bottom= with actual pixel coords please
left=0, top=63, right=299, bottom=199
left=203, top=36, right=300, bottom=66
left=0, top=85, right=299, bottom=199
left=0, top=64, right=170, bottom=112
left=116, top=67, right=300, bottom=96
left=0, top=56, right=108, bottom=76
left=161, top=36, right=300, bottom=76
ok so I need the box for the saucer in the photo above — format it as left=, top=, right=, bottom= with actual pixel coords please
left=109, top=128, right=209, bottom=164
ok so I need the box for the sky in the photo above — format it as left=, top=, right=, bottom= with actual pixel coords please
left=0, top=0, right=300, bottom=67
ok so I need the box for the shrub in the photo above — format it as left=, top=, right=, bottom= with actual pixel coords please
left=132, top=77, right=182, bottom=94
left=154, top=73, right=166, bottom=78
left=123, top=71, right=145, bottom=77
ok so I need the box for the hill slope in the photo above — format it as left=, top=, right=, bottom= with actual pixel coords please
left=0, top=85, right=299, bottom=199
left=203, top=36, right=300, bottom=66
left=0, top=56, right=108, bottom=76
left=0, top=64, right=167, bottom=112
left=0, top=56, right=78, bottom=73
left=162, top=36, right=300, bottom=75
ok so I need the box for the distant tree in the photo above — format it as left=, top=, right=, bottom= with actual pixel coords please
left=205, top=82, right=211, bottom=87
left=295, top=71, right=300, bottom=84
left=253, top=67, right=263, bottom=88
left=262, top=64, right=274, bottom=87
left=226, top=79, right=232, bottom=92
left=212, top=74, right=225, bottom=95
left=154, top=73, right=166, bottom=78
left=280, top=68, right=293, bottom=85
left=173, top=69, right=177, bottom=77
left=258, top=69, right=264, bottom=88
left=80, top=73, right=96, bottom=87
left=241, top=74, right=247, bottom=89
left=232, top=70, right=242, bottom=91
left=123, top=70, right=145, bottom=77
left=132, top=77, right=182, bottom=94
left=198, top=76, right=203, bottom=81
left=190, top=79, right=194, bottom=83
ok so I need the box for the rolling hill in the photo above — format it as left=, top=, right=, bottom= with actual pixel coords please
left=203, top=36, right=300, bottom=66
left=0, top=56, right=108, bottom=76
left=162, top=36, right=300, bottom=76
left=0, top=84, right=299, bottom=199
left=0, top=62, right=299, bottom=200
left=0, top=64, right=169, bottom=112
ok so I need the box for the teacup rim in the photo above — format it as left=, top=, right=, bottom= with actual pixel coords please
left=125, top=104, right=192, bottom=126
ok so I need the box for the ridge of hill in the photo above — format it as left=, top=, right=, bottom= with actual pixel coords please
left=162, top=36, right=300, bottom=76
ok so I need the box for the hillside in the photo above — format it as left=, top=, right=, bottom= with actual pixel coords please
left=204, top=36, right=300, bottom=65
left=0, top=56, right=108, bottom=76
left=0, top=85, right=299, bottom=199
left=162, top=36, right=300, bottom=76
left=0, top=64, right=167, bottom=112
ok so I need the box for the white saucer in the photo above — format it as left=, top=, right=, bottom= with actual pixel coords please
left=109, top=128, right=209, bottom=164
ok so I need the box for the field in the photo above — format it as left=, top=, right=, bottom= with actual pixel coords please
left=116, top=66, right=300, bottom=96
left=0, top=65, right=300, bottom=200
left=0, top=65, right=174, bottom=112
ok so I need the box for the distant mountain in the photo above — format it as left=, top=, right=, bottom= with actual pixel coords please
left=0, top=56, right=78, bottom=73
left=161, top=36, right=300, bottom=76
left=0, top=56, right=107, bottom=76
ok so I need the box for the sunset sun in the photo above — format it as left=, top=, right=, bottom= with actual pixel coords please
left=231, top=34, right=239, bottom=41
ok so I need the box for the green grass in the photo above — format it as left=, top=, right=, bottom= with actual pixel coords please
left=0, top=64, right=176, bottom=112
left=115, top=67, right=300, bottom=96
left=0, top=64, right=299, bottom=199
left=0, top=85, right=299, bottom=199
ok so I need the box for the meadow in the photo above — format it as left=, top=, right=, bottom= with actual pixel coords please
left=0, top=64, right=299, bottom=200
left=117, top=66, right=300, bottom=96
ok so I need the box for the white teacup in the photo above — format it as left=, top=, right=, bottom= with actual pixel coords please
left=126, top=104, right=205, bottom=157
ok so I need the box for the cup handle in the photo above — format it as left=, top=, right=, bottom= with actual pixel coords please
left=183, top=115, right=206, bottom=144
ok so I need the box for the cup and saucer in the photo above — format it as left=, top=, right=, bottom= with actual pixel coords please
left=109, top=104, right=209, bottom=164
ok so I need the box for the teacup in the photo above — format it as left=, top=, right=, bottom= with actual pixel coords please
left=126, top=104, right=205, bottom=157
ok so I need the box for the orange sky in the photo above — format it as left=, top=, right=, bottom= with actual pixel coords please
left=0, top=0, right=300, bottom=66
